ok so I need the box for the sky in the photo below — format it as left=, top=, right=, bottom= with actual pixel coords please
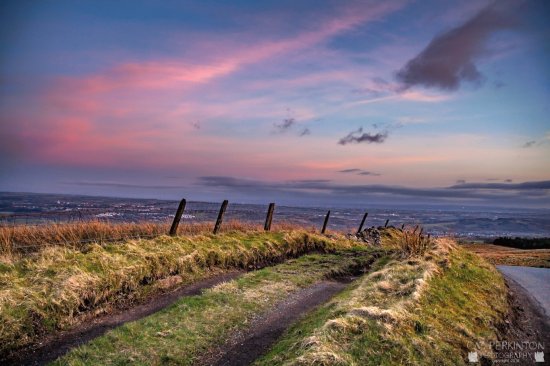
left=1, top=0, right=549, bottom=208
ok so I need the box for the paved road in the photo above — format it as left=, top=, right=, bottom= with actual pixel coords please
left=497, top=265, right=550, bottom=317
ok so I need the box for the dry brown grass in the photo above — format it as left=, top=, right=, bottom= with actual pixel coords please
left=0, top=219, right=314, bottom=260
left=462, top=243, right=550, bottom=268
left=380, top=227, right=435, bottom=258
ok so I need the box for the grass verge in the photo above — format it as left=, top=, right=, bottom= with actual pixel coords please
left=51, top=248, right=384, bottom=365
left=256, top=238, right=508, bottom=365
left=462, top=243, right=550, bottom=268
left=0, top=230, right=353, bottom=356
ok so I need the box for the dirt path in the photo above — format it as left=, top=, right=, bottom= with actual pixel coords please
left=4, top=271, right=243, bottom=366
left=200, top=280, right=350, bottom=366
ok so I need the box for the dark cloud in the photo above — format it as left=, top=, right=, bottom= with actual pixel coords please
left=338, top=127, right=388, bottom=145
left=274, top=117, right=296, bottom=132
left=456, top=179, right=467, bottom=184
left=299, top=128, right=311, bottom=136
left=191, top=121, right=201, bottom=130
left=486, top=178, right=513, bottom=182
left=338, top=169, right=362, bottom=173
left=396, top=1, right=520, bottom=90
left=358, top=171, right=381, bottom=176
left=197, top=177, right=550, bottom=204
left=449, top=180, right=550, bottom=190
left=522, top=140, right=536, bottom=148
left=337, top=169, right=380, bottom=176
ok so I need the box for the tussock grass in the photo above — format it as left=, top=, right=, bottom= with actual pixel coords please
left=379, top=226, right=435, bottom=258
left=0, top=230, right=350, bottom=356
left=52, top=249, right=382, bottom=365
left=0, top=219, right=311, bottom=259
left=462, top=243, right=550, bottom=268
left=257, top=238, right=508, bottom=365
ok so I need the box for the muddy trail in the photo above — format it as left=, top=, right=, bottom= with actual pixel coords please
left=2, top=248, right=351, bottom=365
left=4, top=271, right=243, bottom=366
left=4, top=249, right=379, bottom=365
left=202, top=280, right=350, bottom=366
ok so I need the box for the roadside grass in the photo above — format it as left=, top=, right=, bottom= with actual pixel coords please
left=462, top=243, right=550, bottom=268
left=51, top=248, right=385, bottom=366
left=256, top=238, right=508, bottom=365
left=0, top=230, right=350, bottom=355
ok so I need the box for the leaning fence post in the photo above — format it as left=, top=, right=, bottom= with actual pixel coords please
left=400, top=223, right=405, bottom=230
left=213, top=200, right=229, bottom=234
left=384, top=219, right=390, bottom=228
left=321, top=210, right=331, bottom=234
left=357, top=212, right=368, bottom=234
left=264, top=203, right=275, bottom=231
left=169, top=199, right=187, bottom=236
left=419, top=228, right=424, bottom=236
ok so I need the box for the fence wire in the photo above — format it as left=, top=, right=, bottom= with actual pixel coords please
left=0, top=201, right=418, bottom=253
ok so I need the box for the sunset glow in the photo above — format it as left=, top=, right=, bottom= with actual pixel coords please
left=1, top=0, right=549, bottom=207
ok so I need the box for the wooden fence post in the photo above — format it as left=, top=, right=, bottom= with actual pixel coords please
left=419, top=228, right=424, bottom=236
left=413, top=225, right=419, bottom=234
left=400, top=223, right=405, bottom=230
left=321, top=210, right=331, bottom=234
left=357, top=212, right=368, bottom=234
left=169, top=199, right=187, bottom=236
left=264, top=203, right=275, bottom=231
left=384, top=219, right=390, bottom=228
left=213, top=200, right=229, bottom=234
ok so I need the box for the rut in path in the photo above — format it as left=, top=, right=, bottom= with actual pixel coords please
left=203, top=280, right=351, bottom=366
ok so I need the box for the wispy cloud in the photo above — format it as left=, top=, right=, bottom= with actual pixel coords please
left=396, top=1, right=520, bottom=90
left=358, top=171, right=381, bottom=176
left=274, top=117, right=296, bottom=132
left=299, top=128, right=311, bottom=137
left=338, top=168, right=362, bottom=173
left=522, top=140, right=536, bottom=148
left=338, top=128, right=388, bottom=145
left=338, top=168, right=380, bottom=176
left=64, top=181, right=185, bottom=189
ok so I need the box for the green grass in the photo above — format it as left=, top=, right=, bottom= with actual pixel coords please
left=2, top=227, right=511, bottom=365
left=255, top=238, right=508, bottom=365
left=52, top=249, right=384, bottom=365
left=0, top=230, right=358, bottom=355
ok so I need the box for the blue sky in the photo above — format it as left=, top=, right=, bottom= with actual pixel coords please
left=1, top=0, right=549, bottom=208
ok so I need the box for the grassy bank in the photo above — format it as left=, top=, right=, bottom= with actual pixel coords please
left=0, top=220, right=309, bottom=258
left=256, top=239, right=508, bottom=365
left=462, top=243, right=550, bottom=268
left=52, top=248, right=384, bottom=365
left=0, top=230, right=351, bottom=355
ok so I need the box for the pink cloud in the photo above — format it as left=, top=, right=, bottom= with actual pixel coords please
left=5, top=1, right=407, bottom=172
